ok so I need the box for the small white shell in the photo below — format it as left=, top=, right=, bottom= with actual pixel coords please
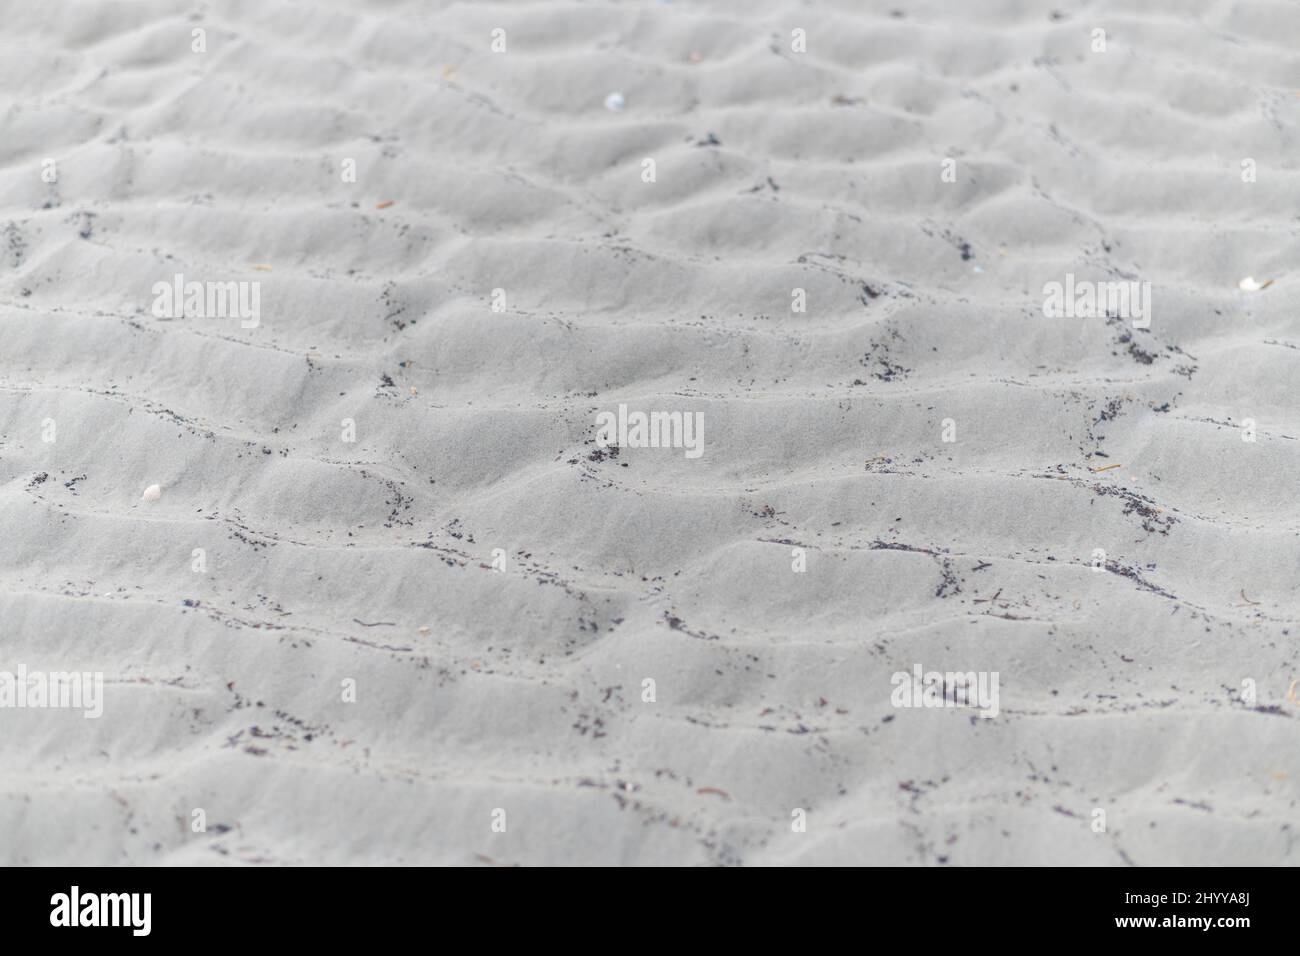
left=604, top=92, right=625, bottom=112
left=142, top=483, right=162, bottom=502
left=1239, top=276, right=1273, bottom=291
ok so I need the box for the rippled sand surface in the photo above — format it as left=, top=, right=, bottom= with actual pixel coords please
left=1, top=0, right=1297, bottom=864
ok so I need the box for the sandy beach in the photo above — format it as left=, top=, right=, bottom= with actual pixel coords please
left=1, top=0, right=1298, bottom=865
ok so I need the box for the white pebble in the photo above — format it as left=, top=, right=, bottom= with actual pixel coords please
left=1239, top=276, right=1272, bottom=291
left=604, top=92, right=625, bottom=112
left=142, top=483, right=162, bottom=502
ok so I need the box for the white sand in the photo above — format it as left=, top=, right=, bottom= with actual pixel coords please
left=1, top=0, right=1298, bottom=866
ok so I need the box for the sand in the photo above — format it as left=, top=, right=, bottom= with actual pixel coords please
left=1, top=0, right=1298, bottom=866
